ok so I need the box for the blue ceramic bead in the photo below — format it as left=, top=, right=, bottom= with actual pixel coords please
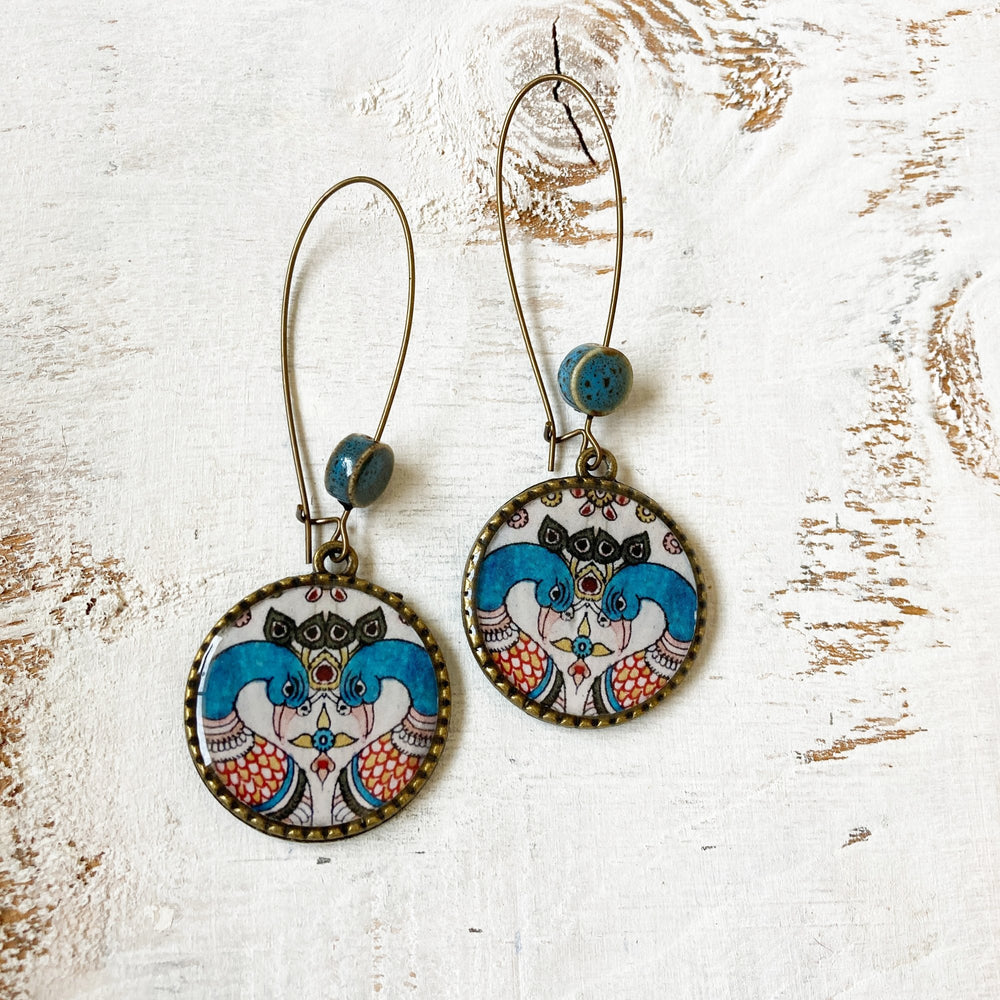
left=324, top=433, right=394, bottom=508
left=557, top=344, right=633, bottom=416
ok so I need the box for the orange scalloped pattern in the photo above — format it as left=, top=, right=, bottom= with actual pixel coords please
left=493, top=633, right=547, bottom=695
left=214, top=735, right=290, bottom=807
left=357, top=735, right=420, bottom=804
left=609, top=653, right=666, bottom=710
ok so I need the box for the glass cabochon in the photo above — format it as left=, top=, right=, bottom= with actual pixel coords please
left=463, top=477, right=706, bottom=726
left=186, top=576, right=449, bottom=839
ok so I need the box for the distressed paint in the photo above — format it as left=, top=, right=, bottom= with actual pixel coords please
left=926, top=273, right=1000, bottom=484
left=1, top=2, right=999, bottom=999
left=0, top=531, right=123, bottom=995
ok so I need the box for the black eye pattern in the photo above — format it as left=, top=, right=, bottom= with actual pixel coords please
left=326, top=614, right=354, bottom=647
left=264, top=608, right=295, bottom=647
left=538, top=515, right=569, bottom=554
left=568, top=528, right=595, bottom=560
left=593, top=530, right=621, bottom=564
left=352, top=678, right=366, bottom=698
left=621, top=532, right=651, bottom=566
left=354, top=607, right=386, bottom=646
left=282, top=679, right=296, bottom=698
left=295, top=614, right=327, bottom=650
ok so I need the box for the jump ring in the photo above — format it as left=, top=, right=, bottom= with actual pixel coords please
left=313, top=538, right=359, bottom=578
left=576, top=445, right=618, bottom=480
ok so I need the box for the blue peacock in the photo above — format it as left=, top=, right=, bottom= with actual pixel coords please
left=589, top=560, right=698, bottom=714
left=475, top=533, right=575, bottom=710
left=201, top=640, right=313, bottom=823
left=332, top=635, right=439, bottom=820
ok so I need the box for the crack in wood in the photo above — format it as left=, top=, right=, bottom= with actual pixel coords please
left=551, top=18, right=596, bottom=165
left=463, top=1, right=798, bottom=245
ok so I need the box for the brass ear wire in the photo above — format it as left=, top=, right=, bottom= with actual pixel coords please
left=280, top=177, right=415, bottom=566
left=496, top=73, right=624, bottom=474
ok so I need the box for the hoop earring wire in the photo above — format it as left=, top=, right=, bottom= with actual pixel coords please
left=279, top=177, right=415, bottom=567
left=496, top=73, right=624, bottom=474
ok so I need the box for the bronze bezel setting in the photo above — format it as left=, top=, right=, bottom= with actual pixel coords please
left=462, top=475, right=706, bottom=728
left=185, top=573, right=450, bottom=840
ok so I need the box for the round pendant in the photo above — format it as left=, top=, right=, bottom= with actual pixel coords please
left=462, top=476, right=706, bottom=727
left=185, top=575, right=449, bottom=839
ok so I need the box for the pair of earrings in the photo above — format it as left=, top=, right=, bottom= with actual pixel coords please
left=185, top=75, right=707, bottom=841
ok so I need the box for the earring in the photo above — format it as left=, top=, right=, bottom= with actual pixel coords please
left=186, top=178, right=449, bottom=839
left=462, top=76, right=707, bottom=728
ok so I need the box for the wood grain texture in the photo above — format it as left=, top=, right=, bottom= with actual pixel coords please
left=2, top=1, right=999, bottom=998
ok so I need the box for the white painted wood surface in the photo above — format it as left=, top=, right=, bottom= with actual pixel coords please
left=3, top=2, right=999, bottom=997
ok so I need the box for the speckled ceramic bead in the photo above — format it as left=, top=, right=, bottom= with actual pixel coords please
left=324, top=433, right=394, bottom=508
left=557, top=343, right=633, bottom=416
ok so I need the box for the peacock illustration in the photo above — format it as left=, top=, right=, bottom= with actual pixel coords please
left=534, top=516, right=649, bottom=698
left=475, top=538, right=575, bottom=710
left=262, top=605, right=365, bottom=690
left=332, top=638, right=439, bottom=820
left=201, top=640, right=313, bottom=823
left=590, top=562, right=698, bottom=714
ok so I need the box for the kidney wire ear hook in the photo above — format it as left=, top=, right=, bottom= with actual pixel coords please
left=280, top=176, right=415, bottom=573
left=496, top=73, right=624, bottom=478
left=461, top=74, right=705, bottom=728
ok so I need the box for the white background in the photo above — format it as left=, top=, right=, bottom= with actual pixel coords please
left=2, top=2, right=999, bottom=997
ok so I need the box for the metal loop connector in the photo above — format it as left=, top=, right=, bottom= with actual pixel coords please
left=576, top=444, right=617, bottom=480
left=312, top=510, right=358, bottom=578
